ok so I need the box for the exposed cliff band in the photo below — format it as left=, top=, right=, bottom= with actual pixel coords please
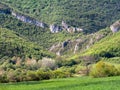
left=11, top=12, right=47, bottom=28
left=0, top=3, right=84, bottom=33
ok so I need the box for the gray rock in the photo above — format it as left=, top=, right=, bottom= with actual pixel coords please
left=110, top=20, right=120, bottom=33
left=74, top=43, right=79, bottom=54
left=11, top=12, right=47, bottom=28
left=67, top=27, right=76, bottom=33
left=76, top=28, right=83, bottom=32
left=50, top=24, right=62, bottom=33
left=62, top=21, right=69, bottom=29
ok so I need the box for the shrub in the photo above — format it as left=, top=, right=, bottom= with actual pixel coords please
left=61, top=59, right=77, bottom=66
left=36, top=70, right=53, bottom=80
left=90, top=61, right=119, bottom=77
left=40, top=58, right=57, bottom=70
left=0, top=74, right=8, bottom=83
left=53, top=70, right=71, bottom=78
left=27, top=71, right=39, bottom=81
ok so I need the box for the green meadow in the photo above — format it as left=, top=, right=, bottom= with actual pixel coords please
left=0, top=76, right=120, bottom=90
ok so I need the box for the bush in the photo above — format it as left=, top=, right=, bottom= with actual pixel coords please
left=27, top=71, right=39, bottom=81
left=53, top=70, right=71, bottom=78
left=40, top=58, right=57, bottom=70
left=36, top=70, right=53, bottom=80
left=0, top=74, right=8, bottom=83
left=90, top=61, right=119, bottom=77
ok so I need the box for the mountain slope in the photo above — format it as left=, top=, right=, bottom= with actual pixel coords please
left=0, top=28, right=54, bottom=60
left=50, top=27, right=111, bottom=56
left=1, top=0, right=120, bottom=33
left=0, top=13, right=82, bottom=49
left=83, top=31, right=120, bottom=58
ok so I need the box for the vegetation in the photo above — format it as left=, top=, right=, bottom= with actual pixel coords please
left=1, top=0, right=120, bottom=33
left=0, top=76, right=120, bottom=90
left=83, top=31, right=120, bottom=58
left=0, top=0, right=120, bottom=86
left=0, top=28, right=54, bottom=59
left=0, top=14, right=82, bottom=49
left=90, top=61, right=120, bottom=77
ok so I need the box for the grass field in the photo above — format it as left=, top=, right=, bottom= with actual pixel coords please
left=0, top=76, right=120, bottom=90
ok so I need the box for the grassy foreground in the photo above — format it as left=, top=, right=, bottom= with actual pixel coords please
left=0, top=76, right=120, bottom=90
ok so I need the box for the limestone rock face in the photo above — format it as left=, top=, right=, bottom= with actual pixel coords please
left=49, top=31, right=106, bottom=56
left=50, top=24, right=62, bottom=33
left=61, top=21, right=83, bottom=33
left=11, top=12, right=47, bottom=28
left=110, top=20, right=120, bottom=33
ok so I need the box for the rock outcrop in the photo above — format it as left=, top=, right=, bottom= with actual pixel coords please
left=110, top=20, right=120, bottom=33
left=50, top=24, right=62, bottom=33
left=61, top=21, right=83, bottom=33
left=0, top=3, right=83, bottom=33
left=74, top=43, right=79, bottom=54
left=12, top=12, right=47, bottom=28
left=62, top=21, right=69, bottom=29
left=49, top=31, right=106, bottom=56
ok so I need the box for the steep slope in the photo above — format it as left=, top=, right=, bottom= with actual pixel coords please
left=50, top=27, right=111, bottom=56
left=83, top=31, right=120, bottom=58
left=0, top=13, right=82, bottom=49
left=0, top=12, right=111, bottom=57
left=0, top=28, right=54, bottom=60
left=0, top=1, right=119, bottom=58
left=1, top=0, right=120, bottom=33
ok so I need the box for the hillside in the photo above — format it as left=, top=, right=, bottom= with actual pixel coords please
left=0, top=13, right=83, bottom=49
left=0, top=0, right=119, bottom=61
left=0, top=1, right=112, bottom=57
left=1, top=0, right=120, bottom=33
left=0, top=12, right=112, bottom=57
left=83, top=30, right=120, bottom=59
left=50, top=27, right=111, bottom=56
left=0, top=0, right=120, bottom=84
left=0, top=28, right=54, bottom=60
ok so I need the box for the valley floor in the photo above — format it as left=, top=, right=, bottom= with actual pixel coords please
left=0, top=76, right=120, bottom=90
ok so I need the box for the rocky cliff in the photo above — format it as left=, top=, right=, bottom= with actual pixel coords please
left=49, top=30, right=107, bottom=56
left=0, top=3, right=84, bottom=33
left=11, top=12, right=48, bottom=28
left=49, top=21, right=83, bottom=33
left=50, top=24, right=62, bottom=33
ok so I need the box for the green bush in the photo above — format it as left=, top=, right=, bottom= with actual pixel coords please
left=53, top=70, right=71, bottom=78
left=36, top=70, right=53, bottom=80
left=90, top=61, right=119, bottom=77
left=0, top=74, right=8, bottom=83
